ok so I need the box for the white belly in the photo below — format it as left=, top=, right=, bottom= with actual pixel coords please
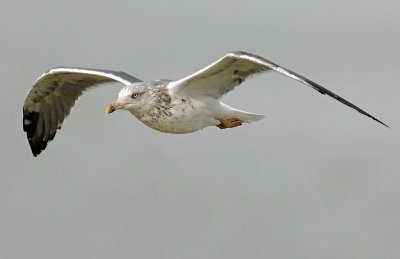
left=130, top=97, right=220, bottom=134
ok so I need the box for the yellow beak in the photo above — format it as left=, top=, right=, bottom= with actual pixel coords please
left=106, top=102, right=125, bottom=114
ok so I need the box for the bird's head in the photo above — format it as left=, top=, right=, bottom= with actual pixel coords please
left=106, top=83, right=151, bottom=114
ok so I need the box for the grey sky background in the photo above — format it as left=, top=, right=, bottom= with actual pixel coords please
left=1, top=0, right=400, bottom=258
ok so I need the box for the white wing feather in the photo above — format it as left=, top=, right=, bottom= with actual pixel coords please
left=169, top=51, right=388, bottom=127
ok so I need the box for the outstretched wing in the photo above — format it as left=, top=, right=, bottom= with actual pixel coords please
left=23, top=67, right=142, bottom=156
left=169, top=51, right=388, bottom=127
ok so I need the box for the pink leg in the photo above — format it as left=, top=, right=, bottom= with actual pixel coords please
left=217, top=118, right=243, bottom=129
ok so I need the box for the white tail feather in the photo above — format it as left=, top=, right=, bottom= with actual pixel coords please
left=219, top=102, right=265, bottom=123
left=232, top=110, right=265, bottom=123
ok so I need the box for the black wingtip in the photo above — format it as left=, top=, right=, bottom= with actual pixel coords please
left=23, top=109, right=47, bottom=157
left=27, top=139, right=46, bottom=157
left=316, top=91, right=389, bottom=128
left=27, top=136, right=47, bottom=157
left=29, top=142, right=47, bottom=157
left=374, top=118, right=390, bottom=128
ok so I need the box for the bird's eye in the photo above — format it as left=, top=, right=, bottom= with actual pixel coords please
left=131, top=93, right=139, bottom=98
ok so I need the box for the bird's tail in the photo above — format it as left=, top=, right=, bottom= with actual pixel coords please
left=233, top=110, right=265, bottom=123
left=219, top=102, right=265, bottom=123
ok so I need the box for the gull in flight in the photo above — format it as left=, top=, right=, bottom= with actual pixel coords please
left=23, top=51, right=388, bottom=156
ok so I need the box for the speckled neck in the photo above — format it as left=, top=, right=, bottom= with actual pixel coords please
left=131, top=80, right=173, bottom=119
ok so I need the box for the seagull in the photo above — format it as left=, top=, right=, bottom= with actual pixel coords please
left=23, top=51, right=388, bottom=156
